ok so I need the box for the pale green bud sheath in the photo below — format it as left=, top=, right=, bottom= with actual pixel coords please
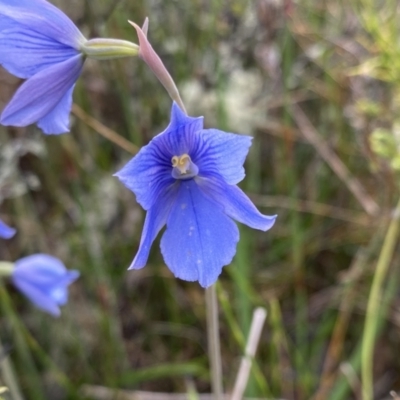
left=81, top=38, right=139, bottom=60
left=0, top=262, right=14, bottom=278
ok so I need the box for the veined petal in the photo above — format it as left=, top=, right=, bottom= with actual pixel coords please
left=196, top=129, right=253, bottom=185
left=0, top=219, right=16, bottom=239
left=0, top=0, right=86, bottom=48
left=0, top=54, right=83, bottom=133
left=115, top=103, right=204, bottom=209
left=196, top=176, right=277, bottom=231
left=129, top=184, right=178, bottom=269
left=114, top=143, right=175, bottom=210
left=160, top=180, right=239, bottom=288
left=37, top=85, right=75, bottom=134
left=156, top=102, right=204, bottom=156
left=12, top=278, right=60, bottom=316
left=0, top=27, right=79, bottom=78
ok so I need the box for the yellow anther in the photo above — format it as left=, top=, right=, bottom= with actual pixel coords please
left=171, top=154, right=191, bottom=174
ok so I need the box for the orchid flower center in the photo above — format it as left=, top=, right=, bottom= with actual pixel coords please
left=171, top=154, right=199, bottom=180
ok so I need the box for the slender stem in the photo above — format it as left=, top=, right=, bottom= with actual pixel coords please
left=361, top=197, right=400, bottom=400
left=205, top=284, right=223, bottom=399
left=0, top=263, right=13, bottom=278
left=0, top=338, right=24, bottom=400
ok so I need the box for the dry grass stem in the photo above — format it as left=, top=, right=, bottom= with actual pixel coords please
left=72, top=104, right=139, bottom=155
left=230, top=307, right=267, bottom=400
left=291, top=105, right=380, bottom=217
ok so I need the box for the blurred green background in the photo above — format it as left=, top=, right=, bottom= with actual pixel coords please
left=1, top=0, right=400, bottom=399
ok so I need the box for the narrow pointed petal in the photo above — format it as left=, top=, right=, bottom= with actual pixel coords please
left=160, top=180, right=239, bottom=288
left=114, top=141, right=175, bottom=210
left=37, top=85, right=75, bottom=134
left=0, top=27, right=79, bottom=78
left=0, top=0, right=86, bottom=48
left=197, top=129, right=253, bottom=184
left=157, top=104, right=204, bottom=156
left=1, top=54, right=83, bottom=132
left=128, top=20, right=186, bottom=113
left=197, top=176, right=277, bottom=231
left=0, top=219, right=16, bottom=239
left=129, top=185, right=178, bottom=269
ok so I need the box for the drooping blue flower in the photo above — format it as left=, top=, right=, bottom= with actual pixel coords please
left=0, top=0, right=86, bottom=134
left=115, top=103, right=277, bottom=288
left=12, top=254, right=79, bottom=316
left=0, top=0, right=138, bottom=134
left=0, top=219, right=16, bottom=239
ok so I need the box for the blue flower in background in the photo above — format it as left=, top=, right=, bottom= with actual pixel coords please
left=115, top=103, right=277, bottom=288
left=0, top=219, right=16, bottom=239
left=0, top=0, right=86, bottom=134
left=12, top=254, right=79, bottom=316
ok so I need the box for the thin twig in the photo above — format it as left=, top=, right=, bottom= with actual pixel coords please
left=205, top=285, right=224, bottom=400
left=72, top=104, right=138, bottom=155
left=230, top=308, right=267, bottom=400
left=291, top=105, right=379, bottom=217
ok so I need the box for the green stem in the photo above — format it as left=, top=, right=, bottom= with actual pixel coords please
left=361, top=197, right=400, bottom=400
left=0, top=263, right=14, bottom=278
left=0, top=338, right=24, bottom=400
left=205, top=284, right=223, bottom=399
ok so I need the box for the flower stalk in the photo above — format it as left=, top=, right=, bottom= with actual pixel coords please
left=81, top=38, right=139, bottom=59
left=205, top=284, right=224, bottom=399
left=361, top=197, right=400, bottom=400
left=0, top=262, right=13, bottom=278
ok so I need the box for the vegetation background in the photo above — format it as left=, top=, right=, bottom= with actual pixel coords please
left=1, top=0, right=400, bottom=399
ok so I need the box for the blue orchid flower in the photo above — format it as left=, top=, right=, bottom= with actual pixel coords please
left=12, top=254, right=79, bottom=316
left=115, top=103, right=277, bottom=288
left=0, top=219, right=16, bottom=239
left=0, top=0, right=138, bottom=134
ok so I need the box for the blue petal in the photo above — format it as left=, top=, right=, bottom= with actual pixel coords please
left=13, top=254, right=68, bottom=286
left=129, top=184, right=178, bottom=269
left=0, top=219, right=16, bottom=239
left=0, top=54, right=83, bottom=133
left=37, top=85, right=75, bottom=134
left=169, top=102, right=199, bottom=129
left=12, top=278, right=61, bottom=316
left=156, top=102, right=204, bottom=157
left=114, top=141, right=176, bottom=210
left=160, top=180, right=239, bottom=287
left=49, top=270, right=79, bottom=305
left=197, top=129, right=252, bottom=185
left=0, top=27, right=79, bottom=78
left=197, top=176, right=277, bottom=231
left=0, top=0, right=85, bottom=49
left=115, top=103, right=204, bottom=209
left=12, top=254, right=79, bottom=316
